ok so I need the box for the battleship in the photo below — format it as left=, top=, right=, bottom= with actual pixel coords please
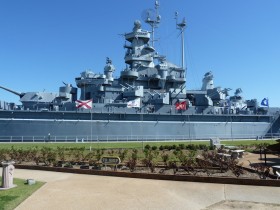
left=1, top=1, right=280, bottom=142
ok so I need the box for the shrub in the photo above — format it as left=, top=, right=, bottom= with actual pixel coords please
left=198, top=144, right=208, bottom=150
left=173, top=150, right=179, bottom=157
left=172, top=144, right=177, bottom=150
left=163, top=145, right=170, bottom=150
left=57, top=147, right=66, bottom=162
left=64, top=162, right=73, bottom=168
left=144, top=144, right=151, bottom=150
left=127, top=149, right=138, bottom=172
left=40, top=147, right=57, bottom=166
left=186, top=144, right=199, bottom=151
left=161, top=152, right=169, bottom=166
left=175, top=147, right=181, bottom=151
left=142, top=149, right=159, bottom=173
left=0, top=148, right=9, bottom=162
left=71, top=147, right=86, bottom=163
left=151, top=146, right=157, bottom=151
left=167, top=161, right=178, bottom=174
left=28, top=147, right=41, bottom=165
left=178, top=144, right=185, bottom=150
left=96, top=149, right=103, bottom=161
left=85, top=150, right=96, bottom=162
left=118, top=149, right=128, bottom=162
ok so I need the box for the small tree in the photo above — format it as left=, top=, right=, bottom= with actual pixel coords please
left=28, top=146, right=41, bottom=165
left=95, top=149, right=104, bottom=162
left=85, top=150, right=96, bottom=164
left=71, top=147, right=86, bottom=163
left=118, top=149, right=128, bottom=162
left=199, top=150, right=216, bottom=176
left=127, top=149, right=138, bottom=172
left=144, top=144, right=151, bottom=150
left=40, top=147, right=57, bottom=166
left=9, top=146, right=21, bottom=163
left=151, top=146, right=157, bottom=151
left=0, top=148, right=9, bottom=162
left=174, top=150, right=197, bottom=174
left=142, top=149, right=158, bottom=173
left=57, top=147, right=66, bottom=163
left=178, top=144, right=185, bottom=150
left=107, top=149, right=115, bottom=156
left=168, top=161, right=178, bottom=174
left=226, top=159, right=244, bottom=177
left=161, top=152, right=169, bottom=167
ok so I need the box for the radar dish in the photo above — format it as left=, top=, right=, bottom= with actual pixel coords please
left=141, top=9, right=156, bottom=23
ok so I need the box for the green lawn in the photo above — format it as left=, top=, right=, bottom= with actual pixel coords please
left=0, top=139, right=278, bottom=150
left=0, top=177, right=44, bottom=210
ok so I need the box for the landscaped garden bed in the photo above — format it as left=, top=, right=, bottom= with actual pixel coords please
left=1, top=140, right=280, bottom=187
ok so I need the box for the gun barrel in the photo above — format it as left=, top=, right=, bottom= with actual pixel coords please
left=0, top=85, right=24, bottom=97
left=125, top=83, right=134, bottom=89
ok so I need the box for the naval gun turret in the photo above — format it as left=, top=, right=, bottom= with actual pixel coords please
left=0, top=85, right=23, bottom=110
left=0, top=85, right=59, bottom=110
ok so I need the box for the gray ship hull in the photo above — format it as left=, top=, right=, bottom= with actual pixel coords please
left=0, top=110, right=272, bottom=142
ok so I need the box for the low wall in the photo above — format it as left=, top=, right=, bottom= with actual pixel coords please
left=14, top=164, right=280, bottom=187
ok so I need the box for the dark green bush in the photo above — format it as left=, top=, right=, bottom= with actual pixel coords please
left=175, top=146, right=181, bottom=151
left=198, top=144, right=208, bottom=150
left=151, top=146, right=157, bottom=150
left=178, top=144, right=185, bottom=150
left=144, top=144, right=151, bottom=150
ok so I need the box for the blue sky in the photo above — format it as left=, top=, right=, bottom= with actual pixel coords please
left=0, top=0, right=280, bottom=107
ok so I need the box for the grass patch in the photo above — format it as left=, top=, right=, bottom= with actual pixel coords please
left=220, top=140, right=278, bottom=147
left=0, top=177, right=44, bottom=210
left=0, top=139, right=278, bottom=150
left=0, top=141, right=205, bottom=150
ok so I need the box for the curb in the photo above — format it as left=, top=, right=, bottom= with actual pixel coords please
left=14, top=164, right=280, bottom=187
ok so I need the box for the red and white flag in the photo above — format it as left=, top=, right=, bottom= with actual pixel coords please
left=75, top=99, right=92, bottom=109
left=175, top=100, right=187, bottom=110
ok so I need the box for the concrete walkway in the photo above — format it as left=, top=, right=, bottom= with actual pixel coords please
left=2, top=168, right=279, bottom=210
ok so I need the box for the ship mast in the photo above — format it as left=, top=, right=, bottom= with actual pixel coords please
left=144, top=1, right=161, bottom=47
left=175, top=12, right=187, bottom=69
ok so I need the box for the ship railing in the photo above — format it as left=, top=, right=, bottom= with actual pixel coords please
left=0, top=133, right=279, bottom=143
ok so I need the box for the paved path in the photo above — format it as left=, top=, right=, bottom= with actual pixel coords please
left=2, top=168, right=279, bottom=210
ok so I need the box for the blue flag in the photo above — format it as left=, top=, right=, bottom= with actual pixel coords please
left=261, top=98, right=269, bottom=107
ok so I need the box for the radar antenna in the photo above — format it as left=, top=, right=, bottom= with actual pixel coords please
left=141, top=1, right=161, bottom=47
left=175, top=12, right=187, bottom=69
